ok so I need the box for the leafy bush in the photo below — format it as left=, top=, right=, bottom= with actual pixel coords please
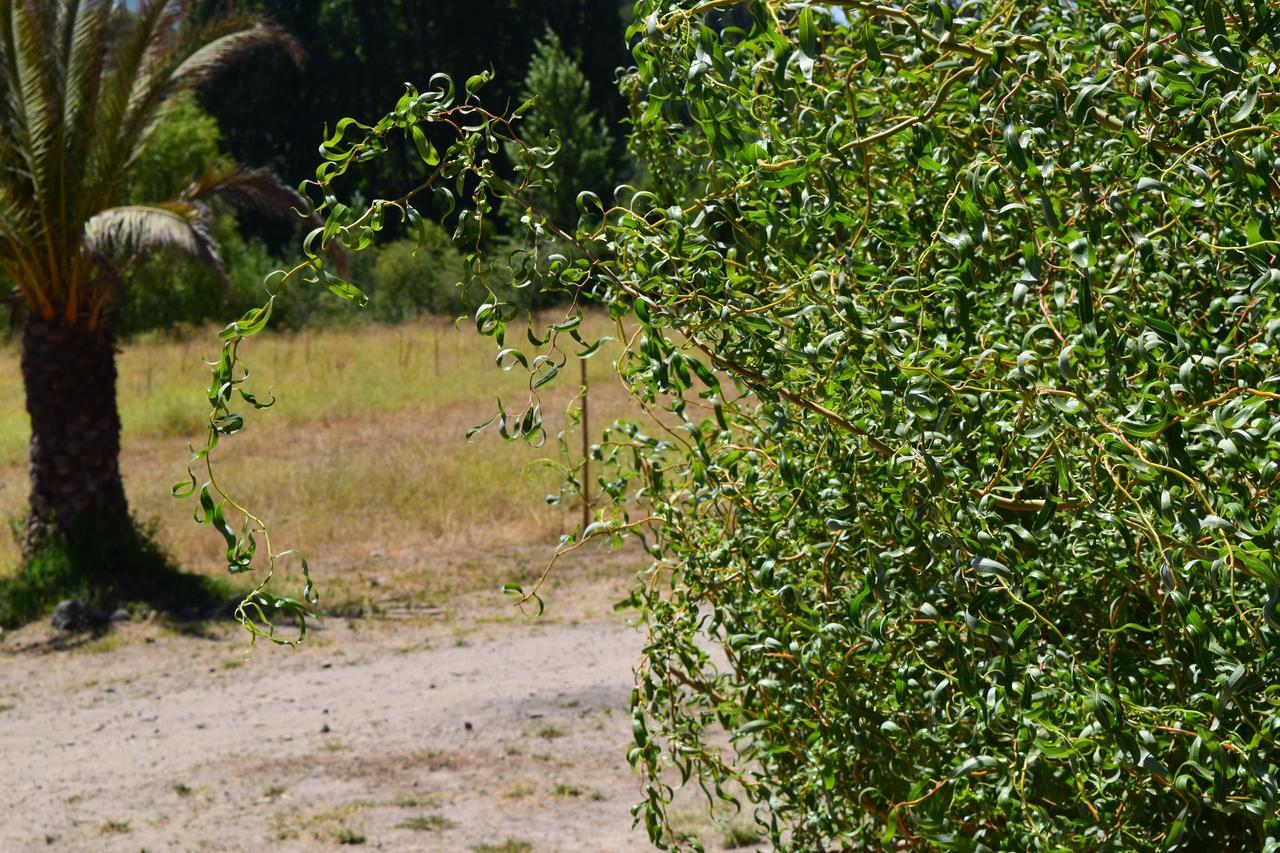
left=199, top=0, right=1280, bottom=848
left=363, top=229, right=466, bottom=320
left=115, top=214, right=280, bottom=336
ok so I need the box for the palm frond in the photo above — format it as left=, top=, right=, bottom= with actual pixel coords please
left=83, top=202, right=230, bottom=293
left=109, top=12, right=300, bottom=197
left=181, top=165, right=308, bottom=221
left=179, top=164, right=346, bottom=275
left=169, top=15, right=303, bottom=87
left=90, top=0, right=174, bottom=186
left=59, top=1, right=112, bottom=181
left=1, top=2, right=69, bottom=303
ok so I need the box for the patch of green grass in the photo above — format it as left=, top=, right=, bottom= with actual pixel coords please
left=396, top=814, right=452, bottom=832
left=100, top=819, right=132, bottom=834
left=0, top=517, right=229, bottom=629
left=263, top=785, right=286, bottom=799
left=0, top=703, right=14, bottom=713
left=550, top=783, right=581, bottom=798
left=173, top=783, right=193, bottom=797
left=535, top=724, right=565, bottom=740
left=322, top=737, right=347, bottom=752
left=470, top=841, right=533, bottom=853
left=0, top=536, right=87, bottom=628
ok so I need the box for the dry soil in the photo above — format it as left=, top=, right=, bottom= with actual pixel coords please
left=0, top=576, right=702, bottom=852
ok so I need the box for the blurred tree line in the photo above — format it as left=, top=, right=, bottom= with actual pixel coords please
left=112, top=0, right=632, bottom=336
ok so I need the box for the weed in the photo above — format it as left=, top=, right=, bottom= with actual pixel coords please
left=322, top=738, right=347, bottom=752
left=100, top=819, right=132, bottom=834
left=396, top=815, right=452, bottom=832
left=72, top=633, right=126, bottom=654
left=269, top=813, right=299, bottom=841
left=502, top=782, right=535, bottom=800
left=550, top=783, right=582, bottom=798
left=470, top=842, right=533, bottom=853
left=173, top=783, right=192, bottom=797
left=333, top=826, right=366, bottom=845
left=535, top=724, right=565, bottom=740
left=263, top=785, right=286, bottom=799
left=393, top=794, right=437, bottom=808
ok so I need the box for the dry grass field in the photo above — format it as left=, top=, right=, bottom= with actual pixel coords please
left=0, top=315, right=636, bottom=614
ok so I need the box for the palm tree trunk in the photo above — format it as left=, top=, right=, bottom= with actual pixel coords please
left=21, top=314, right=130, bottom=554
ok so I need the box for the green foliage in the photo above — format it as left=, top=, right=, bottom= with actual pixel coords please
left=202, top=0, right=1280, bottom=848
left=116, top=214, right=279, bottom=337
left=127, top=97, right=232, bottom=205
left=360, top=227, right=466, bottom=321
left=114, top=96, right=285, bottom=337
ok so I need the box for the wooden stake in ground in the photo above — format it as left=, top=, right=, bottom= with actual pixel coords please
left=581, top=357, right=590, bottom=534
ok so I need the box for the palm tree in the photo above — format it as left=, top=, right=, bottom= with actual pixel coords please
left=0, top=1, right=303, bottom=564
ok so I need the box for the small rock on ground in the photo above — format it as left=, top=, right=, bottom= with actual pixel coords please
left=50, top=600, right=109, bottom=632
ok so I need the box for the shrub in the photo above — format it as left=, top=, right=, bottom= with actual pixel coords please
left=365, top=230, right=466, bottom=320
left=201, top=0, right=1280, bottom=848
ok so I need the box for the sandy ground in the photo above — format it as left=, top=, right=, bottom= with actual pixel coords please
left=0, top=577, right=691, bottom=852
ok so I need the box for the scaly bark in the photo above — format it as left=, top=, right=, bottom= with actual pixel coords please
left=21, top=313, right=129, bottom=553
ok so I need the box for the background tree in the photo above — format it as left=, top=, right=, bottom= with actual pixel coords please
left=505, top=28, right=617, bottom=232
left=0, top=0, right=301, bottom=572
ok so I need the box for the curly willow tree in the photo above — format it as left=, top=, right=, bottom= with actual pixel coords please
left=189, top=0, right=1280, bottom=848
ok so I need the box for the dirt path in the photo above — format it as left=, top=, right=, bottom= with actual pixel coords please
left=0, top=581, right=668, bottom=852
